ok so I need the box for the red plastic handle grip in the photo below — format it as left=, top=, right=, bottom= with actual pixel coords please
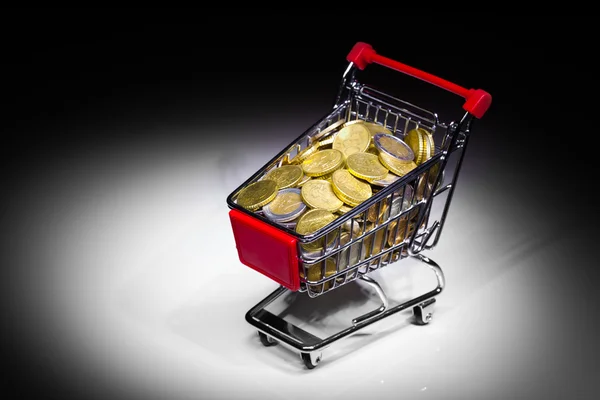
left=347, top=42, right=492, bottom=119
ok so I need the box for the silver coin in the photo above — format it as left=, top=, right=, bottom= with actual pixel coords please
left=300, top=234, right=339, bottom=260
left=278, top=220, right=298, bottom=230
left=263, top=188, right=307, bottom=223
left=337, top=231, right=362, bottom=273
left=390, top=184, right=414, bottom=218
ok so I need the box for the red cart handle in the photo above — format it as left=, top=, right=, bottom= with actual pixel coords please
left=347, top=42, right=492, bottom=119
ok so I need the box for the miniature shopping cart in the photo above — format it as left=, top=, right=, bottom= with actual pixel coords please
left=226, top=42, right=491, bottom=369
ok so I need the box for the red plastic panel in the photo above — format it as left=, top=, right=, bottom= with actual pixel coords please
left=347, top=42, right=492, bottom=119
left=229, top=209, right=300, bottom=291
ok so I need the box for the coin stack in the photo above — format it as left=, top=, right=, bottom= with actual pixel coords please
left=235, top=119, right=439, bottom=291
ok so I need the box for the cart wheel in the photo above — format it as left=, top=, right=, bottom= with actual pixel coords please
left=301, top=352, right=322, bottom=369
left=258, top=332, right=277, bottom=347
left=413, top=298, right=436, bottom=325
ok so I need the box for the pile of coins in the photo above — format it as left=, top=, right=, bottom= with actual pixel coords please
left=235, top=118, right=439, bottom=287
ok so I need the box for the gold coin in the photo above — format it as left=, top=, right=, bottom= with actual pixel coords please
left=281, top=144, right=301, bottom=165
left=405, top=128, right=434, bottom=165
left=236, top=179, right=278, bottom=211
left=363, top=225, right=387, bottom=259
left=423, top=130, right=435, bottom=163
left=367, top=200, right=390, bottom=224
left=346, top=152, right=389, bottom=181
left=368, top=172, right=401, bottom=187
left=310, top=119, right=345, bottom=144
left=313, top=172, right=333, bottom=182
left=332, top=123, right=370, bottom=158
left=374, top=133, right=414, bottom=164
left=404, top=128, right=424, bottom=164
left=387, top=217, right=416, bottom=247
left=265, top=165, right=303, bottom=189
left=365, top=146, right=380, bottom=156
left=336, top=204, right=354, bottom=215
left=296, top=208, right=338, bottom=235
left=296, top=174, right=311, bottom=187
left=423, top=131, right=434, bottom=161
left=365, top=122, right=393, bottom=136
left=317, top=135, right=335, bottom=149
left=301, top=149, right=344, bottom=177
left=289, top=143, right=319, bottom=165
left=296, top=209, right=338, bottom=252
left=301, top=179, right=344, bottom=212
left=305, top=258, right=337, bottom=282
left=344, top=119, right=393, bottom=136
left=427, top=162, right=441, bottom=187
left=305, top=258, right=338, bottom=292
left=331, top=169, right=372, bottom=207
left=379, top=152, right=417, bottom=177
left=415, top=174, right=429, bottom=201
left=350, top=120, right=393, bottom=154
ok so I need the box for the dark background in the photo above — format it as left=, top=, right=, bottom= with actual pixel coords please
left=2, top=9, right=597, bottom=400
left=3, top=12, right=594, bottom=209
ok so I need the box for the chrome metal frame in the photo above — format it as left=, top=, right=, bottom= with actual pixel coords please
left=227, top=61, right=475, bottom=369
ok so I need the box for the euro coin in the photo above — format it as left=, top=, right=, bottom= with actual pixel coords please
left=404, top=128, right=425, bottom=164
left=310, top=119, right=345, bottom=144
left=344, top=119, right=393, bottom=136
left=278, top=219, right=299, bottom=230
left=301, top=179, right=344, bottom=212
left=313, top=172, right=333, bottom=182
left=263, top=188, right=307, bottom=223
left=336, top=204, right=354, bottom=215
left=367, top=200, right=389, bottom=224
left=338, top=232, right=361, bottom=273
left=354, top=120, right=393, bottom=154
left=379, top=151, right=418, bottom=177
left=363, top=225, right=387, bottom=260
left=387, top=217, right=417, bottom=247
left=301, top=148, right=344, bottom=177
left=365, top=146, right=380, bottom=156
left=305, top=258, right=337, bottom=282
left=389, top=184, right=414, bottom=217
left=364, top=122, right=393, bottom=136
left=374, top=133, right=414, bottom=164
left=423, top=129, right=435, bottom=161
left=265, top=165, right=303, bottom=189
left=342, top=218, right=362, bottom=238
left=236, top=179, right=278, bottom=211
left=305, top=258, right=338, bottom=292
left=296, top=174, right=311, bottom=187
left=289, top=143, right=319, bottom=165
left=368, top=172, right=401, bottom=187
left=415, top=174, right=430, bottom=201
left=405, top=128, right=434, bottom=165
left=296, top=209, right=339, bottom=254
left=428, top=161, right=441, bottom=187
left=317, top=135, right=335, bottom=149
left=331, top=169, right=372, bottom=207
left=333, top=123, right=370, bottom=158
left=346, top=152, right=389, bottom=181
left=296, top=209, right=338, bottom=235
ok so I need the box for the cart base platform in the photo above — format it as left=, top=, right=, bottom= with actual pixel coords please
left=245, top=253, right=445, bottom=369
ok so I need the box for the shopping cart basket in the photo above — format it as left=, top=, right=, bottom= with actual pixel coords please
left=226, top=42, right=491, bottom=369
